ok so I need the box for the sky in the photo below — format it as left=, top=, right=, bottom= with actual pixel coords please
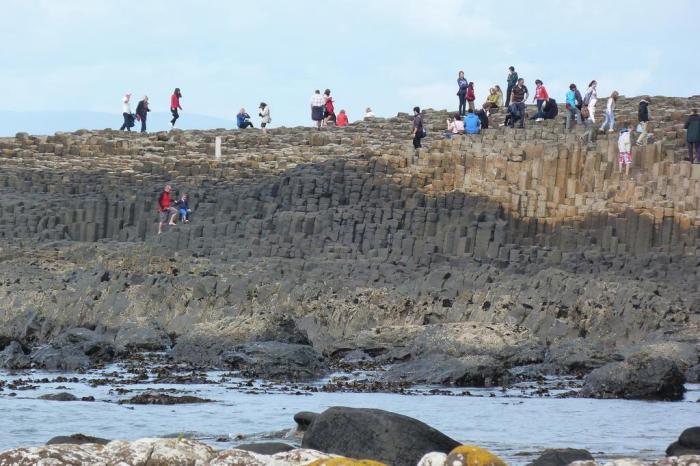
left=1, top=0, right=698, bottom=132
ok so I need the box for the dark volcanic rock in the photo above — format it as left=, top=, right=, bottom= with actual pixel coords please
left=115, top=321, right=172, bottom=351
left=546, top=339, right=622, bottom=373
left=30, top=343, right=91, bottom=371
left=118, top=393, right=213, bottom=405
left=667, top=426, right=700, bottom=456
left=294, top=411, right=318, bottom=432
left=39, top=392, right=78, bottom=401
left=686, top=364, right=700, bottom=383
left=46, top=433, right=110, bottom=445
left=301, top=406, right=460, bottom=466
left=235, top=442, right=295, bottom=455
left=579, top=353, right=686, bottom=401
left=527, top=448, right=594, bottom=466
left=380, top=353, right=505, bottom=387
left=220, top=341, right=326, bottom=382
left=53, top=328, right=118, bottom=363
left=0, top=341, right=31, bottom=369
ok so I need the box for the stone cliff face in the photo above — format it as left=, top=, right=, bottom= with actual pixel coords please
left=0, top=96, right=698, bottom=377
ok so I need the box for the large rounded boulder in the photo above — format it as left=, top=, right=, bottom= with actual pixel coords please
left=666, top=427, right=700, bottom=456
left=527, top=448, right=594, bottom=466
left=301, top=407, right=461, bottom=466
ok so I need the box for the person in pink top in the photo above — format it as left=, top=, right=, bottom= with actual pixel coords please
left=531, top=80, right=549, bottom=121
left=170, top=88, right=182, bottom=128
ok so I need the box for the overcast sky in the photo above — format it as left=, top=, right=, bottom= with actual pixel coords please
left=1, top=0, right=697, bottom=129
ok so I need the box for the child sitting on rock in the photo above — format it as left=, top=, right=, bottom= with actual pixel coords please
left=618, top=123, right=632, bottom=177
left=175, top=193, right=192, bottom=224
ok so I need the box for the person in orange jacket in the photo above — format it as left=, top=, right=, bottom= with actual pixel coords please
left=337, top=109, right=349, bottom=127
left=170, top=88, right=182, bottom=128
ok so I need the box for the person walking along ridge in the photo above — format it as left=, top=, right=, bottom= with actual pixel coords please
left=457, top=71, right=468, bottom=116
left=565, top=84, right=582, bottom=130
left=310, top=90, right=325, bottom=130
left=685, top=109, right=700, bottom=163
left=119, top=93, right=134, bottom=131
left=599, top=91, right=619, bottom=132
left=505, top=66, right=518, bottom=108
left=411, top=106, right=425, bottom=155
left=583, top=80, right=598, bottom=123
left=135, top=96, right=150, bottom=133
left=170, top=88, right=182, bottom=129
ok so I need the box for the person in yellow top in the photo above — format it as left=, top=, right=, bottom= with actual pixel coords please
left=482, top=87, right=501, bottom=112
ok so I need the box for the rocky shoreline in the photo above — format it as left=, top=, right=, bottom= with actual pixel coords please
left=0, top=407, right=698, bottom=466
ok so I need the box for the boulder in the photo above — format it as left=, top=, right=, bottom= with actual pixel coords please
left=53, top=328, right=119, bottom=363
left=301, top=407, right=461, bottom=466
left=235, top=442, right=295, bottom=455
left=294, top=411, right=319, bottom=431
left=118, top=392, right=213, bottom=405
left=446, top=445, right=507, bottom=466
left=579, top=353, right=686, bottom=401
left=220, top=341, right=327, bottom=381
left=46, top=433, right=110, bottom=445
left=528, top=448, right=595, bottom=466
left=0, top=340, right=31, bottom=369
left=115, top=320, right=172, bottom=351
left=38, top=392, right=78, bottom=401
left=380, top=354, right=505, bottom=387
left=685, top=364, right=700, bottom=383
left=666, top=427, right=700, bottom=456
left=546, top=339, right=622, bottom=373
left=30, top=343, right=91, bottom=371
left=418, top=452, right=448, bottom=466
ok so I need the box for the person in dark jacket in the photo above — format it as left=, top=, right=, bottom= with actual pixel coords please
left=685, top=109, right=700, bottom=163
left=636, top=98, right=650, bottom=145
left=476, top=109, right=489, bottom=129
left=457, top=71, right=468, bottom=116
left=411, top=106, right=424, bottom=153
left=135, top=96, right=150, bottom=133
left=542, top=98, right=558, bottom=120
left=505, top=66, right=518, bottom=107
left=237, top=108, right=254, bottom=129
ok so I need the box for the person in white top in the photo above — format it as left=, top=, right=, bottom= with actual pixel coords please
left=258, top=102, right=271, bottom=135
left=310, top=90, right=325, bottom=130
left=618, top=124, right=632, bottom=176
left=600, top=91, right=619, bottom=132
left=364, top=107, right=375, bottom=119
left=584, top=80, right=598, bottom=122
left=444, top=114, right=464, bottom=139
left=119, top=93, right=133, bottom=131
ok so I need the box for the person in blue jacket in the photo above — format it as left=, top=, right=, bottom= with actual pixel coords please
left=464, top=109, right=481, bottom=134
left=175, top=192, right=192, bottom=223
left=236, top=108, right=254, bottom=129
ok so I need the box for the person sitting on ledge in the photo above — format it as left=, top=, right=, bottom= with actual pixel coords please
left=503, top=103, right=522, bottom=128
left=364, top=107, right=375, bottom=118
left=337, top=109, right=349, bottom=127
left=464, top=108, right=481, bottom=134
left=542, top=98, right=558, bottom=120
left=236, top=108, right=254, bottom=129
left=476, top=108, right=489, bottom=129
left=482, top=87, right=500, bottom=112
left=444, top=113, right=464, bottom=139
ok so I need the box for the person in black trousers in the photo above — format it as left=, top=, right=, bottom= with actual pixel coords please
left=457, top=71, right=468, bottom=116
left=135, top=96, right=150, bottom=133
left=505, top=66, right=518, bottom=108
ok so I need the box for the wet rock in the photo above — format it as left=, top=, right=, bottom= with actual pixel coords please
left=580, top=353, right=685, bottom=401
left=30, top=343, right=91, bottom=371
left=38, top=392, right=78, bottom=401
left=46, top=433, right=110, bottom=445
left=0, top=340, right=31, bottom=369
left=118, top=392, right=213, bottom=405
left=686, top=364, right=700, bottom=383
left=301, top=406, right=460, bottom=466
left=220, top=341, right=327, bottom=382
left=235, top=442, right=295, bottom=455
left=294, top=411, right=319, bottom=431
left=527, top=448, right=595, bottom=466
left=380, top=353, right=505, bottom=387
left=666, top=427, right=700, bottom=456
left=114, top=320, right=172, bottom=351
left=546, top=339, right=622, bottom=373
left=53, top=327, right=119, bottom=363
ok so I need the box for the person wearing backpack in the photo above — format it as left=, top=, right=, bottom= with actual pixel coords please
left=505, top=66, right=518, bottom=107
left=135, top=96, right=150, bottom=133
left=411, top=106, right=425, bottom=152
left=685, top=109, right=700, bottom=163
left=170, top=88, right=182, bottom=129
left=119, top=93, right=133, bottom=131
left=457, top=71, right=468, bottom=116
left=583, top=80, right=598, bottom=123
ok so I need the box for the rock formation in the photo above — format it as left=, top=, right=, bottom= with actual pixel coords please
left=0, top=96, right=699, bottom=393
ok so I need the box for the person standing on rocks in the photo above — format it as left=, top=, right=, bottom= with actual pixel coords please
left=599, top=91, right=619, bottom=133
left=505, top=66, right=518, bottom=107
left=636, top=98, right=650, bottom=146
left=170, top=88, right=182, bottom=129
left=565, top=84, right=582, bottom=130
left=157, top=184, right=178, bottom=234
left=457, top=71, right=468, bottom=116
left=618, top=123, right=632, bottom=176
left=135, top=96, right=150, bottom=133
left=258, top=102, right=270, bottom=134
left=310, top=90, right=325, bottom=130
left=530, top=79, right=549, bottom=121
left=685, top=109, right=700, bottom=163
left=411, top=106, right=425, bottom=154
left=119, top=93, right=133, bottom=131
left=509, top=78, right=528, bottom=128
left=466, top=82, right=476, bottom=112
left=583, top=80, right=598, bottom=123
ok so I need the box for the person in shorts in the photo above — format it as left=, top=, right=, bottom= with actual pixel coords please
left=157, top=184, right=179, bottom=234
left=259, top=102, right=270, bottom=134
left=310, top=90, right=325, bottom=130
left=618, top=123, right=632, bottom=176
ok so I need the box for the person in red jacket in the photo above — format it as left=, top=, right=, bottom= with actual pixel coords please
left=337, top=109, right=349, bottom=127
left=157, top=184, right=179, bottom=234
left=170, top=88, right=183, bottom=128
left=531, top=80, right=549, bottom=121
left=466, top=82, right=476, bottom=112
